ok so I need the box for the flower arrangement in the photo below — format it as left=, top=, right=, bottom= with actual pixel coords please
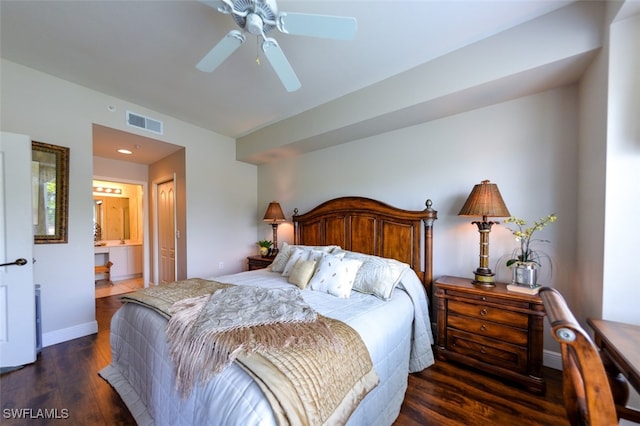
left=504, top=214, right=557, bottom=267
left=257, top=240, right=273, bottom=256
left=257, top=240, right=273, bottom=248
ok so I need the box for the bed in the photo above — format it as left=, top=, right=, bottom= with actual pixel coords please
left=99, top=196, right=438, bottom=425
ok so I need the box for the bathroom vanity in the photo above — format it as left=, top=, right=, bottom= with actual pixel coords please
left=94, top=242, right=142, bottom=281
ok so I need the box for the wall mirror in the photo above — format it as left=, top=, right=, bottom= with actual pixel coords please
left=92, top=180, right=143, bottom=244
left=94, top=196, right=131, bottom=241
left=32, top=141, right=69, bottom=244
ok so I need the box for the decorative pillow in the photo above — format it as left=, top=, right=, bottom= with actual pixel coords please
left=282, top=248, right=309, bottom=277
left=343, top=251, right=410, bottom=300
left=270, top=242, right=340, bottom=273
left=270, top=242, right=294, bottom=273
left=308, top=254, right=363, bottom=298
left=287, top=259, right=317, bottom=289
left=306, top=249, right=328, bottom=262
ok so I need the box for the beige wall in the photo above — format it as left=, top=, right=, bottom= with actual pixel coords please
left=0, top=59, right=257, bottom=346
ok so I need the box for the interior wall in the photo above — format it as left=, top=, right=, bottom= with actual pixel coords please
left=0, top=59, right=258, bottom=346
left=603, top=11, right=640, bottom=323
left=258, top=85, right=579, bottom=355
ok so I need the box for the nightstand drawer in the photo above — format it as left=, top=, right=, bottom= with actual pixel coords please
left=447, top=328, right=528, bottom=372
left=447, top=289, right=531, bottom=310
left=247, top=255, right=273, bottom=270
left=448, top=313, right=528, bottom=346
left=448, top=299, right=529, bottom=329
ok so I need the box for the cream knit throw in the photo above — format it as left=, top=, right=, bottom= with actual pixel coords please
left=166, top=285, right=338, bottom=397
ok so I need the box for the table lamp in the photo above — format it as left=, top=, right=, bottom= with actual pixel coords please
left=263, top=201, right=285, bottom=255
left=458, top=180, right=510, bottom=286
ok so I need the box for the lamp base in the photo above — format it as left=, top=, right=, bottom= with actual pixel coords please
left=471, top=269, right=496, bottom=287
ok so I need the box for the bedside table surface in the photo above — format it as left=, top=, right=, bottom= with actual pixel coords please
left=435, top=275, right=543, bottom=303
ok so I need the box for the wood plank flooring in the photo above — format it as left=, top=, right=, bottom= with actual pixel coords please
left=0, top=295, right=569, bottom=425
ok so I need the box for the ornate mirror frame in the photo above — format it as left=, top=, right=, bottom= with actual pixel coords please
left=32, top=141, right=69, bottom=244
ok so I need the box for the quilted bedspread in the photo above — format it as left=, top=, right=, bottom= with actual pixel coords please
left=99, top=268, right=434, bottom=426
left=121, top=280, right=379, bottom=424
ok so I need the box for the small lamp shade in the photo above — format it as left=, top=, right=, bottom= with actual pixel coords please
left=263, top=201, right=285, bottom=253
left=459, top=180, right=510, bottom=286
left=458, top=180, right=510, bottom=219
left=263, top=202, right=286, bottom=222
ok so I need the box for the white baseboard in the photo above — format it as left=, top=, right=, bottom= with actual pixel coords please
left=42, top=321, right=98, bottom=348
left=543, top=349, right=562, bottom=370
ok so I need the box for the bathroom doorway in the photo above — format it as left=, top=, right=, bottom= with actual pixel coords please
left=93, top=179, right=146, bottom=298
left=92, top=123, right=186, bottom=297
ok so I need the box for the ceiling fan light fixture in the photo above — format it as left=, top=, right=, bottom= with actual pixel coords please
left=245, top=13, right=264, bottom=36
left=197, top=0, right=357, bottom=91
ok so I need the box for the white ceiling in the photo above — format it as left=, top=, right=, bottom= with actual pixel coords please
left=1, top=0, right=575, bottom=153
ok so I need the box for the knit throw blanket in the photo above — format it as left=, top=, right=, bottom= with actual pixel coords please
left=120, top=278, right=229, bottom=320
left=166, top=284, right=339, bottom=396
left=122, top=279, right=379, bottom=425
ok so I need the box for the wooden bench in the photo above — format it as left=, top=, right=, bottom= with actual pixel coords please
left=95, top=261, right=113, bottom=284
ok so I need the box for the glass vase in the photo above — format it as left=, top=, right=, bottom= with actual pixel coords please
left=511, top=262, right=538, bottom=288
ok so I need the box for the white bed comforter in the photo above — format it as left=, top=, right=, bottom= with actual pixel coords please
left=99, top=268, right=434, bottom=426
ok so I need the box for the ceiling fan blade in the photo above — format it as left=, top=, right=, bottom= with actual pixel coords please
left=276, top=12, right=357, bottom=40
left=262, top=38, right=301, bottom=92
left=196, top=30, right=246, bottom=73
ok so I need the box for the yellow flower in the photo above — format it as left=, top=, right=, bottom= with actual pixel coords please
left=505, top=214, right=557, bottom=267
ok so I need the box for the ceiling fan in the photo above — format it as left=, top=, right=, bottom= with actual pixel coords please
left=197, top=0, right=357, bottom=92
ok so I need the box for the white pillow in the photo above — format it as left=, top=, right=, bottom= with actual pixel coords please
left=306, top=249, right=328, bottom=263
left=308, top=254, right=363, bottom=298
left=282, top=248, right=309, bottom=277
left=343, top=251, right=410, bottom=300
left=283, top=248, right=342, bottom=277
left=287, top=259, right=317, bottom=289
left=270, top=243, right=340, bottom=273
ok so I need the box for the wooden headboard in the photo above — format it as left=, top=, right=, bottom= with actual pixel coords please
left=292, top=196, right=437, bottom=295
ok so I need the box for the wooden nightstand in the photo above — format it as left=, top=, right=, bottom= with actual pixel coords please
left=247, top=255, right=274, bottom=271
left=434, top=275, right=546, bottom=394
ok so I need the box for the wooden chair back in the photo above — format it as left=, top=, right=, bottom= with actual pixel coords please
left=539, top=287, right=618, bottom=426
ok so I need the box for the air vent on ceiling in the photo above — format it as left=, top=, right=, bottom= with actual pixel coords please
left=126, top=111, right=163, bottom=135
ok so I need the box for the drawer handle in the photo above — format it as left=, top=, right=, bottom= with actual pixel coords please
left=480, top=346, right=487, bottom=354
left=480, top=324, right=487, bottom=332
left=480, top=308, right=488, bottom=316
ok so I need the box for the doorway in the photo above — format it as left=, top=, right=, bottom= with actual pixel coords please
left=92, top=179, right=146, bottom=298
left=92, top=123, right=186, bottom=293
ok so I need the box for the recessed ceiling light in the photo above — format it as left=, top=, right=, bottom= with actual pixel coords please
left=117, top=149, right=133, bottom=155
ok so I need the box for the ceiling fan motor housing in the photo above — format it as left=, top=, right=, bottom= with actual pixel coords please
left=232, top=0, right=277, bottom=34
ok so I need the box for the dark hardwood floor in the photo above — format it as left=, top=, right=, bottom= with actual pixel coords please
left=0, top=295, right=569, bottom=425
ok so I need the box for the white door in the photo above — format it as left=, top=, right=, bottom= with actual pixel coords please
left=0, top=132, right=36, bottom=367
left=157, top=179, right=176, bottom=285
